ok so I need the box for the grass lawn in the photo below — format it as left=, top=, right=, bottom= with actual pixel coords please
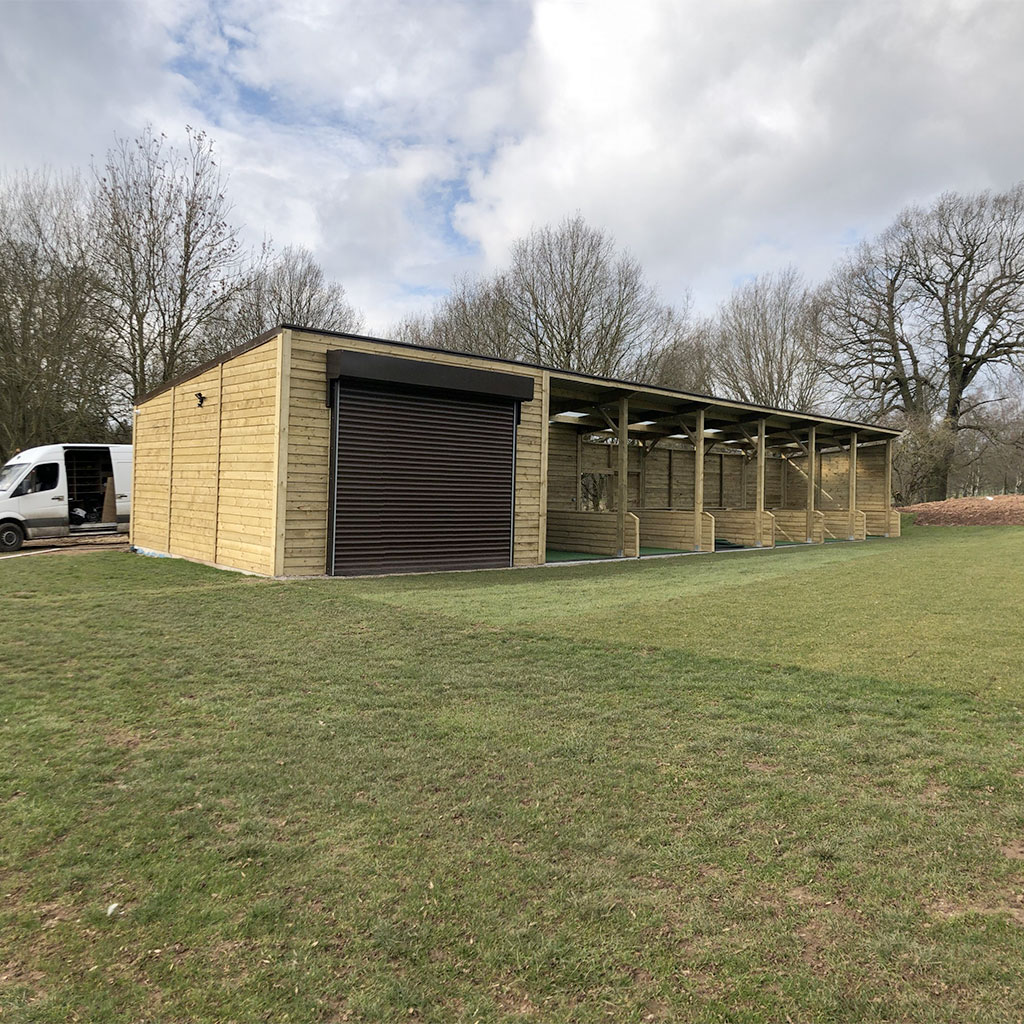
left=2, top=523, right=1024, bottom=1022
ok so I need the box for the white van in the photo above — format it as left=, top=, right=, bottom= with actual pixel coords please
left=0, top=444, right=132, bottom=552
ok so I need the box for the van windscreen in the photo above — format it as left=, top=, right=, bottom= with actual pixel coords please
left=0, top=462, right=28, bottom=493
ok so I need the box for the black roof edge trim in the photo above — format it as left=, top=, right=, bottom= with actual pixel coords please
left=327, top=349, right=535, bottom=403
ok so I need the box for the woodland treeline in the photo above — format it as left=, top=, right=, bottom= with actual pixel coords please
left=3, top=127, right=1023, bottom=502
left=0, top=128, right=362, bottom=462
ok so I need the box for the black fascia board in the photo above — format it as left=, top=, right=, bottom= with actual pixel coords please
left=326, top=349, right=535, bottom=403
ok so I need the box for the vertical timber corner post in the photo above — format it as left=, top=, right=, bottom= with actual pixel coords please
left=848, top=430, right=858, bottom=541
left=616, top=396, right=629, bottom=557
left=539, top=371, right=551, bottom=563
left=884, top=437, right=894, bottom=536
left=212, top=361, right=225, bottom=564
left=165, top=385, right=176, bottom=551
left=805, top=424, right=817, bottom=542
left=272, top=329, right=293, bottom=578
left=755, top=417, right=766, bottom=547
left=693, top=408, right=705, bottom=551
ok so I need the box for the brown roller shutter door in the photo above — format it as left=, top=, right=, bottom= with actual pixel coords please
left=330, top=382, right=517, bottom=575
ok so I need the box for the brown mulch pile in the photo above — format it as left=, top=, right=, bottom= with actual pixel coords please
left=897, top=494, right=1024, bottom=526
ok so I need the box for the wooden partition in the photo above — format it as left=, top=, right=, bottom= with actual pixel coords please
left=636, top=509, right=715, bottom=552
left=772, top=509, right=825, bottom=544
left=546, top=510, right=640, bottom=557
left=822, top=510, right=867, bottom=541
left=708, top=509, right=775, bottom=548
left=864, top=509, right=901, bottom=537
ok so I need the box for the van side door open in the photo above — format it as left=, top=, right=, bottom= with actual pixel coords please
left=112, top=454, right=132, bottom=528
left=64, top=446, right=117, bottom=531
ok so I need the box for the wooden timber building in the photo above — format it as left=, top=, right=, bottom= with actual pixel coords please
left=130, top=326, right=902, bottom=577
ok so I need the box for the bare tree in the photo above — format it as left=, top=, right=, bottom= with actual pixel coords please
left=396, top=215, right=689, bottom=380
left=0, top=172, right=116, bottom=461
left=649, top=315, right=718, bottom=394
left=92, top=126, right=246, bottom=407
left=227, top=244, right=364, bottom=345
left=395, top=274, right=521, bottom=361
left=824, top=184, right=1024, bottom=499
left=945, top=373, right=1024, bottom=496
left=711, top=266, right=827, bottom=412
left=503, top=215, right=686, bottom=379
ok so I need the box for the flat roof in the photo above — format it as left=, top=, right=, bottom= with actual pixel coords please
left=135, top=323, right=900, bottom=445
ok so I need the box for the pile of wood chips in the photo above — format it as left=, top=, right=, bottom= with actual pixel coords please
left=897, top=494, right=1024, bottom=526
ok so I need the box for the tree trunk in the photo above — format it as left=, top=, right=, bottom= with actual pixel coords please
left=924, top=451, right=953, bottom=502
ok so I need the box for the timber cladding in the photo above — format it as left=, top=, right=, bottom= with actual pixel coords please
left=711, top=509, right=771, bottom=548
left=282, top=330, right=547, bottom=575
left=785, top=444, right=889, bottom=511
left=131, top=336, right=282, bottom=575
left=546, top=510, right=639, bottom=557
left=773, top=510, right=825, bottom=544
left=545, top=434, right=789, bottom=513
left=822, top=510, right=867, bottom=541
left=636, top=509, right=714, bottom=551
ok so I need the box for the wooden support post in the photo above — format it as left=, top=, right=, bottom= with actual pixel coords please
left=693, top=408, right=705, bottom=551
left=538, top=371, right=550, bottom=564
left=668, top=448, right=673, bottom=508
left=166, top=385, right=175, bottom=552
left=616, top=397, right=629, bottom=557
left=576, top=431, right=583, bottom=509
left=129, top=404, right=139, bottom=550
left=271, top=329, right=292, bottom=578
left=847, top=429, right=858, bottom=540
left=884, top=437, right=894, bottom=536
left=640, top=442, right=647, bottom=509
left=805, top=425, right=817, bottom=541
left=212, top=360, right=224, bottom=563
left=756, top=417, right=766, bottom=547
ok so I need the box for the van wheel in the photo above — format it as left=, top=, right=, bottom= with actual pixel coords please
left=0, top=522, right=25, bottom=552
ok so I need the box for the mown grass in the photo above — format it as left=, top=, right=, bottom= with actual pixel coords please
left=2, top=524, right=1023, bottom=1022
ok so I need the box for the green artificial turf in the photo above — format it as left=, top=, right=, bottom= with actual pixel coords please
left=2, top=521, right=1023, bottom=1022
left=544, top=549, right=615, bottom=562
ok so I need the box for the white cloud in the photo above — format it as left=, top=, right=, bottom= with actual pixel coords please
left=2, top=0, right=1024, bottom=330
left=457, top=0, right=1024, bottom=310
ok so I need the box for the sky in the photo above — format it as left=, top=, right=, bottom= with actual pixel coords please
left=3, top=0, right=1024, bottom=332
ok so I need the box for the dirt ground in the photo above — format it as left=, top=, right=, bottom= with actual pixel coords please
left=898, top=494, right=1024, bottom=526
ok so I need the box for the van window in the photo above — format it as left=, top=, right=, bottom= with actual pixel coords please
left=13, top=463, right=60, bottom=497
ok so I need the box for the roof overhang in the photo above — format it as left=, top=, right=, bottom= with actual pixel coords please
left=547, top=374, right=900, bottom=449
